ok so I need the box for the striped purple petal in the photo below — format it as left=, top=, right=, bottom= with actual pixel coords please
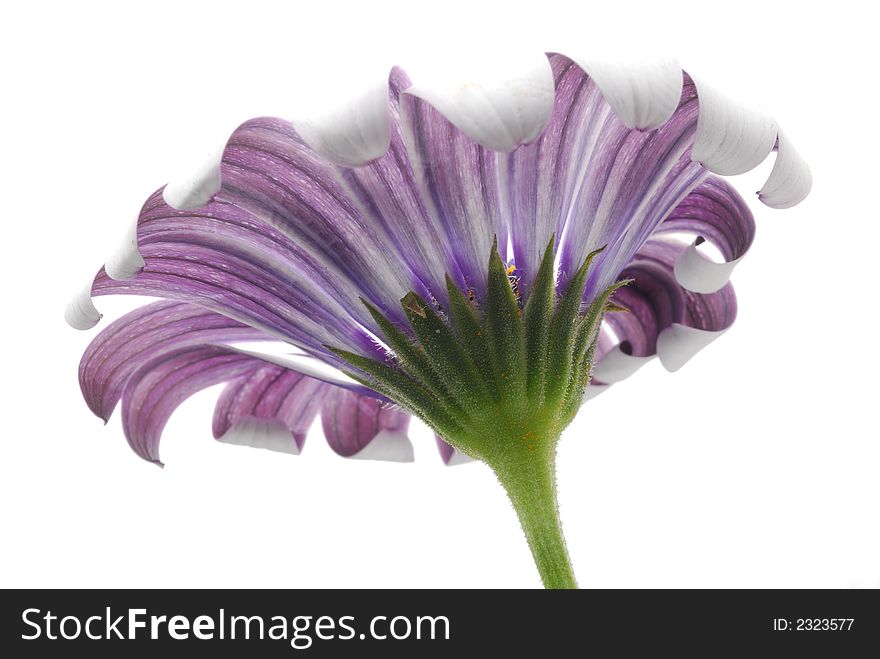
left=89, top=190, right=382, bottom=371
left=81, top=302, right=429, bottom=464
left=321, top=387, right=413, bottom=462
left=213, top=365, right=328, bottom=455
left=655, top=176, right=755, bottom=293
left=501, top=55, right=708, bottom=301
left=79, top=300, right=265, bottom=422
left=398, top=85, right=505, bottom=302
left=592, top=239, right=737, bottom=386
left=121, top=345, right=262, bottom=465
left=331, top=68, right=455, bottom=302
left=216, top=116, right=417, bottom=325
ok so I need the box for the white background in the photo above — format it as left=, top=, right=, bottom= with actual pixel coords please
left=1, top=0, right=878, bottom=588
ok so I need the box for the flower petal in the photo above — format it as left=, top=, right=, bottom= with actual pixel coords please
left=399, top=86, right=506, bottom=298
left=84, top=190, right=381, bottom=370
left=656, top=323, right=730, bottom=373
left=121, top=345, right=263, bottom=465
left=690, top=75, right=778, bottom=176
left=328, top=68, right=454, bottom=300
left=104, top=216, right=145, bottom=280
left=758, top=128, right=812, bottom=209
left=163, top=145, right=225, bottom=211
left=79, top=300, right=264, bottom=422
left=658, top=176, right=756, bottom=294
left=292, top=77, right=391, bottom=167
left=563, top=55, right=683, bottom=130
left=596, top=239, right=737, bottom=382
left=320, top=387, right=413, bottom=462
left=434, top=434, right=474, bottom=466
left=217, top=116, right=417, bottom=324
left=213, top=364, right=328, bottom=454
left=403, top=51, right=555, bottom=152
left=591, top=345, right=655, bottom=384
left=65, top=280, right=102, bottom=330
left=503, top=54, right=707, bottom=301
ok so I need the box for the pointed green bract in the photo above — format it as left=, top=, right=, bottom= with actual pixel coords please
left=445, top=274, right=494, bottom=396
left=522, top=235, right=557, bottom=399
left=360, top=297, right=453, bottom=403
left=485, top=237, right=526, bottom=403
left=400, top=292, right=486, bottom=404
left=543, top=246, right=604, bottom=405
left=325, top=346, right=463, bottom=436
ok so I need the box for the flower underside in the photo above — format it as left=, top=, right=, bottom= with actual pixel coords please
left=331, top=236, right=627, bottom=469
left=330, top=237, right=627, bottom=588
left=67, top=50, right=811, bottom=588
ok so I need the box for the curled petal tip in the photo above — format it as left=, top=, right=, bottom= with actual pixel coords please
left=65, top=282, right=101, bottom=330
left=656, top=323, right=727, bottom=372
left=293, top=78, right=391, bottom=167
left=565, top=54, right=683, bottom=130
left=583, top=383, right=611, bottom=401
left=104, top=217, right=145, bottom=280
left=347, top=430, right=414, bottom=463
left=403, top=51, right=555, bottom=151
left=691, top=75, right=778, bottom=175
left=444, top=448, right=473, bottom=466
left=674, top=241, right=743, bottom=294
left=591, top=345, right=654, bottom=383
left=162, top=148, right=223, bottom=210
left=758, top=129, right=812, bottom=208
left=216, top=417, right=303, bottom=455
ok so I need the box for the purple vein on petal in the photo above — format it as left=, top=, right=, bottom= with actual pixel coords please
left=213, top=364, right=328, bottom=453
left=79, top=300, right=266, bottom=422
left=320, top=387, right=411, bottom=460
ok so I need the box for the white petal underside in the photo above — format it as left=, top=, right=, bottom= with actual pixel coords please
left=104, top=216, right=145, bottom=280
left=566, top=55, right=683, bottom=130
left=64, top=281, right=102, bottom=330
left=673, top=242, right=744, bottom=295
left=162, top=145, right=224, bottom=211
left=216, top=417, right=301, bottom=454
left=293, top=77, right=392, bottom=166
left=656, top=323, right=728, bottom=372
left=403, top=51, right=556, bottom=152
left=758, top=128, right=813, bottom=209
left=591, top=346, right=655, bottom=383
left=347, top=429, right=414, bottom=462
left=690, top=75, right=778, bottom=175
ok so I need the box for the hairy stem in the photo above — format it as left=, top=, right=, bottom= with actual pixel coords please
left=492, top=444, right=577, bottom=589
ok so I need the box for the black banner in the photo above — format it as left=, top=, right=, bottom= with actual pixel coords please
left=2, top=589, right=877, bottom=655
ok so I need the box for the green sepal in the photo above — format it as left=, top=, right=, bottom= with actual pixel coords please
left=573, top=280, right=630, bottom=364
left=543, top=246, right=604, bottom=404
left=445, top=274, right=495, bottom=398
left=325, top=346, right=464, bottom=434
left=400, top=292, right=486, bottom=404
left=485, top=236, right=526, bottom=402
left=558, top=277, right=633, bottom=422
left=359, top=297, right=452, bottom=402
left=522, top=235, right=556, bottom=399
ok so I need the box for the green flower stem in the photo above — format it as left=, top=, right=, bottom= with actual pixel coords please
left=492, top=441, right=577, bottom=589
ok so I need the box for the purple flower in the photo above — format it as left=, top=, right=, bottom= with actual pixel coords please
left=68, top=52, right=809, bottom=587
